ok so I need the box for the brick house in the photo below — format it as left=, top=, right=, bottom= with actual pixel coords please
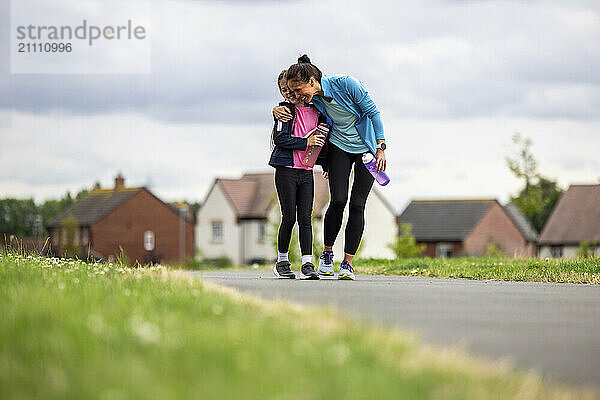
left=46, top=174, right=194, bottom=264
left=539, top=184, right=600, bottom=258
left=398, top=199, right=538, bottom=257
left=196, top=171, right=397, bottom=265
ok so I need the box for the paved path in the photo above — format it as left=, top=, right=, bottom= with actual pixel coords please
left=186, top=270, right=600, bottom=389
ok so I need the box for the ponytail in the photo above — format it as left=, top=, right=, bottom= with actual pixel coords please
left=286, top=54, right=322, bottom=84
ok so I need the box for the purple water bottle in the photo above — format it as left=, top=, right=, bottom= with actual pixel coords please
left=362, top=152, right=390, bottom=186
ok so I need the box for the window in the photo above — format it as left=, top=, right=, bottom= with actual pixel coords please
left=258, top=223, right=266, bottom=242
left=144, top=231, right=155, bottom=251
left=212, top=221, right=223, bottom=242
left=550, top=246, right=563, bottom=258
left=436, top=243, right=453, bottom=258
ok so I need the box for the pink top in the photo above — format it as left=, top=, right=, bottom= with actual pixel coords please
left=289, top=105, right=319, bottom=170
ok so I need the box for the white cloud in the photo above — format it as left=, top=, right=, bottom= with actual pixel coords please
left=1, top=0, right=599, bottom=210
left=2, top=111, right=598, bottom=213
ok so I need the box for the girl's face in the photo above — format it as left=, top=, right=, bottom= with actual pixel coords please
left=287, top=77, right=319, bottom=103
left=279, top=80, right=303, bottom=105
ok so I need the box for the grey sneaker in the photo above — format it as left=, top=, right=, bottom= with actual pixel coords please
left=273, top=260, right=296, bottom=279
left=300, top=262, right=320, bottom=280
left=338, top=260, right=356, bottom=280
left=317, top=251, right=335, bottom=276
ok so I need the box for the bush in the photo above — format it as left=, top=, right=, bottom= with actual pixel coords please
left=387, top=223, right=425, bottom=259
left=577, top=241, right=597, bottom=258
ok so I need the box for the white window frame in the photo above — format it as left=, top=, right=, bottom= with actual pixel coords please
left=211, top=220, right=223, bottom=242
left=258, top=223, right=266, bottom=243
left=436, top=242, right=453, bottom=258
left=144, top=230, right=155, bottom=251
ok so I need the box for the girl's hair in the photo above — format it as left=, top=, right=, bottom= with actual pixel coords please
left=286, top=54, right=322, bottom=84
left=271, top=70, right=289, bottom=151
left=277, top=69, right=287, bottom=89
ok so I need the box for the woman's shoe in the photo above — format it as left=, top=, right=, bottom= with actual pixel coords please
left=317, top=252, right=335, bottom=276
left=273, top=260, right=296, bottom=279
left=300, top=262, right=320, bottom=280
left=338, top=260, right=355, bottom=280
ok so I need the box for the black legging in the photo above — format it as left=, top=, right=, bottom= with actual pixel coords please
left=274, top=166, right=314, bottom=255
left=324, top=143, right=374, bottom=255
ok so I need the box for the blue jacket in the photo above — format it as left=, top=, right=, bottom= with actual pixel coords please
left=311, top=74, right=385, bottom=155
left=268, top=102, right=330, bottom=171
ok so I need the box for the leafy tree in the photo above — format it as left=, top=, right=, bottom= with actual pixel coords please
left=0, top=182, right=99, bottom=239
left=0, top=199, right=40, bottom=237
left=60, top=213, right=82, bottom=259
left=388, top=223, right=425, bottom=259
left=506, top=133, right=563, bottom=233
left=39, top=184, right=97, bottom=229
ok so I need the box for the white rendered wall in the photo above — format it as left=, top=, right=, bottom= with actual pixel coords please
left=196, top=183, right=241, bottom=265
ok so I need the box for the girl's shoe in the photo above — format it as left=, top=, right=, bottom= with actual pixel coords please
left=338, top=260, right=356, bottom=280
left=273, top=261, right=296, bottom=279
left=317, top=252, right=335, bottom=276
left=300, top=262, right=320, bottom=280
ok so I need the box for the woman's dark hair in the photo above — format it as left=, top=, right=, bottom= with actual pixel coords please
left=286, top=54, right=322, bottom=84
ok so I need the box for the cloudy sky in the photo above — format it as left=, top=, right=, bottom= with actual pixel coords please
left=1, top=0, right=599, bottom=213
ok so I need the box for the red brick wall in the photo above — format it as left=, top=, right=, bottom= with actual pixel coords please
left=90, top=190, right=194, bottom=265
left=420, top=242, right=463, bottom=258
left=463, top=202, right=533, bottom=257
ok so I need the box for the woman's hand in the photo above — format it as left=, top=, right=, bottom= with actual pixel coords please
left=273, top=106, right=293, bottom=122
left=307, top=134, right=326, bottom=147
left=375, top=149, right=386, bottom=172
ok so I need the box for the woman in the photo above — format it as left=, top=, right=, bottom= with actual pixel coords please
left=274, top=55, right=387, bottom=281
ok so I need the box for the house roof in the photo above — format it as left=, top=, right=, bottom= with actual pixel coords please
left=504, top=203, right=539, bottom=242
left=215, top=171, right=331, bottom=219
left=398, top=199, right=496, bottom=241
left=539, top=184, right=600, bottom=245
left=46, top=187, right=143, bottom=228
left=398, top=199, right=537, bottom=242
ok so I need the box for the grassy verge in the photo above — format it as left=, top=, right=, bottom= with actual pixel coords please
left=1, top=253, right=597, bottom=399
left=351, top=257, right=600, bottom=284
left=176, top=257, right=600, bottom=284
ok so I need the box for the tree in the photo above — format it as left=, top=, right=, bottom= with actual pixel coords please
left=60, top=213, right=82, bottom=259
left=388, top=223, right=425, bottom=259
left=0, top=199, right=40, bottom=237
left=506, top=133, right=563, bottom=233
left=0, top=182, right=99, bottom=239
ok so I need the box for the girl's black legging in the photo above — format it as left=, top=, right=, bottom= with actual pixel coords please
left=274, top=166, right=314, bottom=256
left=324, top=143, right=375, bottom=255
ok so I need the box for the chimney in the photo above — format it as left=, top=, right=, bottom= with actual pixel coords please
left=114, top=173, right=125, bottom=190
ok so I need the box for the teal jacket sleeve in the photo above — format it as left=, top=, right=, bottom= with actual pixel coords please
left=344, top=76, right=385, bottom=140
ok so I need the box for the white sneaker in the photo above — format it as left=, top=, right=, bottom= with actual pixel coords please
left=317, top=252, right=335, bottom=276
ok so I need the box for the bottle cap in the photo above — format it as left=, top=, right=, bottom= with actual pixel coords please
left=362, top=152, right=374, bottom=163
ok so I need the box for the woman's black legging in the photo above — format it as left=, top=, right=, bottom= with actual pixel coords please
left=274, top=166, right=314, bottom=255
left=324, top=143, right=374, bottom=255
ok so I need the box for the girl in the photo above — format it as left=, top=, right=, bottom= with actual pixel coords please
left=274, top=55, right=387, bottom=281
left=268, top=70, right=330, bottom=280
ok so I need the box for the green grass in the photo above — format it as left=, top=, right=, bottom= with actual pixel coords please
left=177, top=257, right=600, bottom=284
left=1, top=253, right=597, bottom=399
left=352, top=257, right=600, bottom=284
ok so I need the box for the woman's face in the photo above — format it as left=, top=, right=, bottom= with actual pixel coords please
left=287, top=77, right=319, bottom=103
left=279, top=80, right=302, bottom=105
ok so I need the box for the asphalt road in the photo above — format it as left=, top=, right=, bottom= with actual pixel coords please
left=186, top=270, right=600, bottom=389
